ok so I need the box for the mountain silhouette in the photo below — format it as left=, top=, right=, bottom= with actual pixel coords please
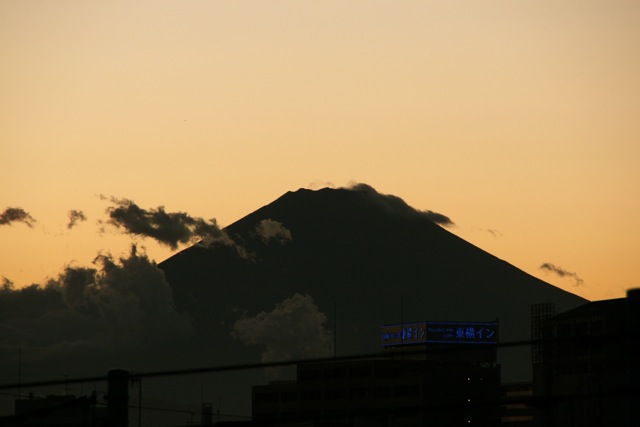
left=159, top=184, right=587, bottom=381
left=0, top=185, right=588, bottom=423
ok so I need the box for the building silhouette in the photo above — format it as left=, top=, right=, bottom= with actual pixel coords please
left=8, top=393, right=106, bottom=426
left=252, top=320, right=502, bottom=426
left=532, top=290, right=640, bottom=427
left=3, top=369, right=129, bottom=427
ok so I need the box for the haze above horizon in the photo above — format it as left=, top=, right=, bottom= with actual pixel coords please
left=1, top=1, right=639, bottom=301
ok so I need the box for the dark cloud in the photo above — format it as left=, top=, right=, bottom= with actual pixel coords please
left=78, top=246, right=194, bottom=346
left=255, top=219, right=292, bottom=244
left=421, top=210, right=454, bottom=227
left=540, top=262, right=584, bottom=287
left=103, top=197, right=227, bottom=250
left=232, top=293, right=333, bottom=380
left=0, top=245, right=193, bottom=362
left=67, top=210, right=87, bottom=229
left=0, top=207, right=36, bottom=228
left=344, top=183, right=455, bottom=227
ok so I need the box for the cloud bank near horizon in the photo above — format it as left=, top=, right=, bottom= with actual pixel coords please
left=0, top=245, right=193, bottom=364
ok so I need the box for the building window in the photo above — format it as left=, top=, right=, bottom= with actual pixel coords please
left=325, top=389, right=347, bottom=399
left=350, top=388, right=370, bottom=399
left=300, top=390, right=323, bottom=401
left=254, top=392, right=279, bottom=404
left=395, top=384, right=421, bottom=397
left=281, top=391, right=298, bottom=402
left=374, top=386, right=392, bottom=398
left=325, top=368, right=348, bottom=379
left=299, top=369, right=320, bottom=381
left=350, top=366, right=373, bottom=378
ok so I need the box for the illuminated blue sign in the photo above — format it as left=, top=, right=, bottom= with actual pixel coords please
left=381, top=321, right=498, bottom=347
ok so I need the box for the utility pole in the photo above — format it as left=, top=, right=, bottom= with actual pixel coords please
left=17, top=348, right=21, bottom=399
left=107, top=369, right=129, bottom=427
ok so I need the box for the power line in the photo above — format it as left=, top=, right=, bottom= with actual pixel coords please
left=0, top=332, right=631, bottom=392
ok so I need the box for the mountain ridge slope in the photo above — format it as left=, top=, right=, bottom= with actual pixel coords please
left=159, top=185, right=586, bottom=380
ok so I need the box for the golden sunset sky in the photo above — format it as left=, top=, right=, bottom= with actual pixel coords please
left=1, top=1, right=638, bottom=301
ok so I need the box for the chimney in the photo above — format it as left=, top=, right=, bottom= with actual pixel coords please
left=201, top=402, right=213, bottom=425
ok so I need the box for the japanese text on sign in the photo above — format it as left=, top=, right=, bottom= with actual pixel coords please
left=381, top=321, right=498, bottom=347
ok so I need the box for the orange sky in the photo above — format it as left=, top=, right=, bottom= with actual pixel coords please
left=1, top=0, right=639, bottom=301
